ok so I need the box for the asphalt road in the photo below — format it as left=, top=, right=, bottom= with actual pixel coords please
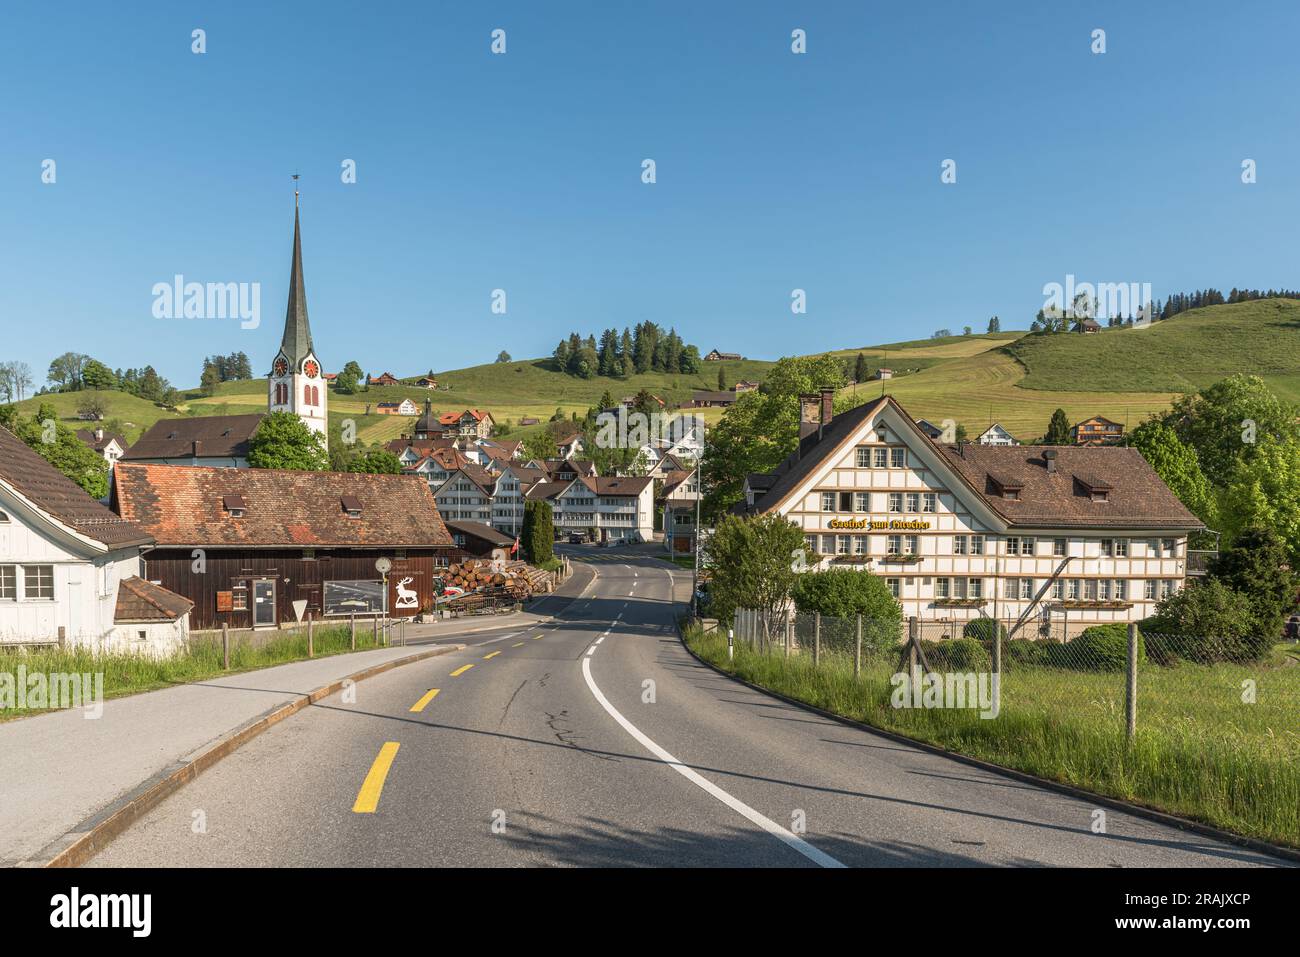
left=88, top=550, right=1288, bottom=867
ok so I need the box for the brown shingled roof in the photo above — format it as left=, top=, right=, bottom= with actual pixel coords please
left=114, top=576, right=194, bottom=623
left=122, top=413, right=264, bottom=461
left=0, top=426, right=150, bottom=549
left=113, top=463, right=453, bottom=547
left=937, top=444, right=1200, bottom=529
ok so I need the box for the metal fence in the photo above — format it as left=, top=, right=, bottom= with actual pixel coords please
left=729, top=608, right=1300, bottom=740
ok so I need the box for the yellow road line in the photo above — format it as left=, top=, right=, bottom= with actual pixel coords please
left=450, top=663, right=475, bottom=677
left=352, top=742, right=400, bottom=814
left=483, top=651, right=501, bottom=659
left=409, top=688, right=440, bottom=712
left=512, top=642, right=525, bottom=647
left=532, top=634, right=543, bottom=640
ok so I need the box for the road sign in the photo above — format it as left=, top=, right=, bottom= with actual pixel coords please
left=375, top=557, right=392, bottom=575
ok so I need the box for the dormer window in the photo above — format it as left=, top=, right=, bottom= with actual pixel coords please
left=222, top=494, right=247, bottom=518
left=989, top=474, right=1023, bottom=500
left=1076, top=475, right=1113, bottom=503
left=340, top=495, right=363, bottom=517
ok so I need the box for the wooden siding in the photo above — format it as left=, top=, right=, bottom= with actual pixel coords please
left=143, top=547, right=465, bottom=630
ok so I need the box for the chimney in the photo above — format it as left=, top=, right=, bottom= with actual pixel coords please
left=1043, top=448, right=1058, bottom=473
left=799, top=394, right=820, bottom=440
left=192, top=439, right=202, bottom=457
left=819, top=387, right=835, bottom=432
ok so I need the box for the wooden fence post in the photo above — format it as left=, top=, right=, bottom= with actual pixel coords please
left=222, top=621, right=230, bottom=670
left=1126, top=622, right=1138, bottom=740
left=854, top=614, right=862, bottom=679
left=350, top=613, right=356, bottom=651
left=307, top=614, right=314, bottom=658
left=813, top=612, right=821, bottom=666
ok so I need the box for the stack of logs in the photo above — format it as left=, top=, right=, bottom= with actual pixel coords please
left=442, top=559, right=554, bottom=601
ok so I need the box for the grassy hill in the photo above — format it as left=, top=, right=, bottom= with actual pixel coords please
left=14, top=301, right=1298, bottom=448
left=180, top=356, right=777, bottom=445
left=1006, top=298, right=1300, bottom=404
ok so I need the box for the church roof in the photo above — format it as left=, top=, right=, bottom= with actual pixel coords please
left=278, top=203, right=315, bottom=366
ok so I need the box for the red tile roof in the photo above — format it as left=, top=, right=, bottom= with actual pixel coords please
left=114, top=576, right=194, bottom=623
left=113, top=464, right=453, bottom=547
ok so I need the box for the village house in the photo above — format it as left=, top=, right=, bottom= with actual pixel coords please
left=490, top=464, right=548, bottom=535
left=733, top=380, right=760, bottom=394
left=704, top=350, right=743, bottom=361
left=977, top=423, right=1018, bottom=446
left=0, top=426, right=191, bottom=655
left=873, top=368, right=893, bottom=380
left=553, top=431, right=584, bottom=459
left=734, top=392, right=1200, bottom=638
left=661, top=468, right=701, bottom=554
left=1072, top=415, right=1125, bottom=446
left=376, top=399, right=419, bottom=416
left=1078, top=318, right=1103, bottom=334
left=444, top=520, right=515, bottom=561
left=76, top=428, right=128, bottom=465
left=545, top=475, right=655, bottom=544
left=915, top=419, right=945, bottom=440
left=368, top=372, right=401, bottom=386
left=112, top=464, right=456, bottom=629
left=401, top=446, right=468, bottom=492
left=121, top=413, right=265, bottom=469
left=432, top=464, right=496, bottom=525
left=417, top=376, right=438, bottom=389
left=687, top=390, right=737, bottom=409
left=438, top=409, right=495, bottom=440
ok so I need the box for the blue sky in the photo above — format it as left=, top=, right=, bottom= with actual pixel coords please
left=2, top=1, right=1298, bottom=387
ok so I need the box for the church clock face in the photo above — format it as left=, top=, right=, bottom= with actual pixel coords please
left=303, top=359, right=320, bottom=379
left=273, top=357, right=289, bottom=377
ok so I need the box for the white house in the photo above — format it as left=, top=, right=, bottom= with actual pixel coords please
left=978, top=423, right=1019, bottom=446
left=432, top=466, right=496, bottom=524
left=548, top=476, right=655, bottom=543
left=76, top=429, right=127, bottom=465
left=0, top=426, right=191, bottom=655
left=735, top=392, right=1200, bottom=637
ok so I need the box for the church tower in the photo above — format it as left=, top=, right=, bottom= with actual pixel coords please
left=267, top=191, right=328, bottom=448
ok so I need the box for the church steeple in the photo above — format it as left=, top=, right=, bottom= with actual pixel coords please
left=267, top=185, right=327, bottom=448
left=279, top=196, right=314, bottom=367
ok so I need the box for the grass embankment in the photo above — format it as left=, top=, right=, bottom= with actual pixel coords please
left=684, top=626, right=1299, bottom=849
left=0, top=626, right=379, bottom=720
left=1007, top=298, right=1300, bottom=403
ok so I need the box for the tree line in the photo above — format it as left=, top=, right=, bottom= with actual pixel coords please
left=552, top=322, right=701, bottom=379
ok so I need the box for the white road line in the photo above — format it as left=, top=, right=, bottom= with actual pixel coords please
left=581, top=656, right=845, bottom=869
left=478, top=633, right=519, bottom=645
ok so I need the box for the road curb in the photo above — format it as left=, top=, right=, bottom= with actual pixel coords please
left=28, top=643, right=464, bottom=869
left=675, top=625, right=1299, bottom=865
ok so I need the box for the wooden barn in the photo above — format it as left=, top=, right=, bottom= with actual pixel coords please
left=111, top=464, right=459, bottom=630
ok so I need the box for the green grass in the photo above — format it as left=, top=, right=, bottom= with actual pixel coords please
left=1007, top=298, right=1300, bottom=397
left=0, top=626, right=381, bottom=720
left=685, top=626, right=1299, bottom=849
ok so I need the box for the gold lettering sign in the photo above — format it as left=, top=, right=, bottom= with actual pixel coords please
left=828, top=518, right=931, bottom=530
